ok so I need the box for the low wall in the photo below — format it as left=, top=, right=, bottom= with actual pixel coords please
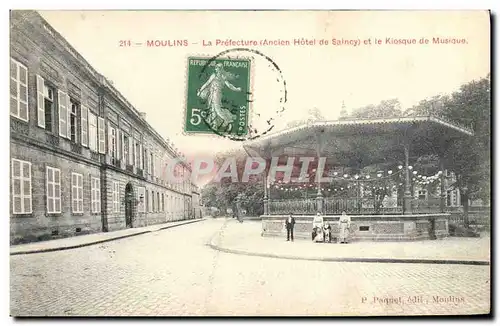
left=261, top=214, right=449, bottom=241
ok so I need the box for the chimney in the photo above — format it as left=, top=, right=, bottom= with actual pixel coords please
left=139, top=112, right=146, bottom=119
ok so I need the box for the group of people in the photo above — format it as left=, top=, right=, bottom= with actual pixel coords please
left=284, top=211, right=351, bottom=244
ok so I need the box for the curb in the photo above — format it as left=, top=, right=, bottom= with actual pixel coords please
left=157, top=218, right=204, bottom=231
left=207, top=240, right=490, bottom=266
left=10, top=219, right=206, bottom=256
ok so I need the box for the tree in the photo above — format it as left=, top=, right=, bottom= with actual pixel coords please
left=405, top=95, right=451, bottom=117
left=403, top=75, right=490, bottom=224
left=347, top=98, right=403, bottom=119
left=286, top=107, right=325, bottom=128
left=201, top=147, right=265, bottom=216
left=440, top=75, right=491, bottom=224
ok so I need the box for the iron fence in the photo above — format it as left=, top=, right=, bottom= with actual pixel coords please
left=269, top=198, right=316, bottom=215
left=267, top=197, right=490, bottom=219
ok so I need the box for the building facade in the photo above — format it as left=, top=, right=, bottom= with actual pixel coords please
left=10, top=10, right=199, bottom=244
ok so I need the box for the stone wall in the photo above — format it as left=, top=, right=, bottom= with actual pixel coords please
left=261, top=214, right=450, bottom=241
left=9, top=11, right=199, bottom=244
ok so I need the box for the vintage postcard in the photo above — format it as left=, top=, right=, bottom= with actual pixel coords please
left=9, top=10, right=491, bottom=317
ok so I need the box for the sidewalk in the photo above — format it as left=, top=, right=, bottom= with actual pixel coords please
left=10, top=218, right=206, bottom=255
left=209, top=220, right=490, bottom=265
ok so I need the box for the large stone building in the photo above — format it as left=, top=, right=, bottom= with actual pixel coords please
left=10, top=10, right=200, bottom=244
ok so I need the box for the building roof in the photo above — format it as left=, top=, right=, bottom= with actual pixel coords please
left=243, top=115, right=474, bottom=165
left=31, top=10, right=190, bottom=170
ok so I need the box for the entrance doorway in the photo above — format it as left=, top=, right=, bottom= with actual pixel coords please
left=125, top=182, right=134, bottom=228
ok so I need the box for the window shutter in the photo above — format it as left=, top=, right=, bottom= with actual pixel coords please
left=147, top=149, right=151, bottom=174
left=128, top=136, right=133, bottom=165
left=121, top=132, right=126, bottom=162
left=90, top=113, right=97, bottom=152
left=108, top=122, right=111, bottom=155
left=154, top=154, right=157, bottom=177
left=132, top=139, right=137, bottom=167
left=81, top=106, right=88, bottom=146
left=140, top=144, right=144, bottom=169
left=155, top=154, right=160, bottom=177
left=58, top=90, right=68, bottom=138
left=36, top=75, right=45, bottom=128
left=116, top=129, right=121, bottom=160
left=78, top=174, right=83, bottom=212
left=98, top=117, right=106, bottom=153
left=66, top=94, right=71, bottom=139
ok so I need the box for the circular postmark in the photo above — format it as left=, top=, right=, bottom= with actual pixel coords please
left=193, top=48, right=287, bottom=142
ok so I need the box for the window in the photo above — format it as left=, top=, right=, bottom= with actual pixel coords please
left=108, top=123, right=117, bottom=159
left=135, top=141, right=141, bottom=168
left=44, top=85, right=55, bottom=131
left=127, top=135, right=133, bottom=166
left=112, top=181, right=120, bottom=213
left=36, top=75, right=54, bottom=130
left=150, top=152, right=154, bottom=176
left=152, top=190, right=155, bottom=212
left=132, top=140, right=137, bottom=167
left=122, top=133, right=129, bottom=164
left=157, top=192, right=160, bottom=212
left=145, top=189, right=149, bottom=212
left=137, top=187, right=146, bottom=213
left=161, top=193, right=165, bottom=212
left=91, top=177, right=101, bottom=213
left=144, top=148, right=149, bottom=174
left=116, top=129, right=121, bottom=161
left=11, top=158, right=32, bottom=214
left=98, top=117, right=106, bottom=153
left=70, top=100, right=79, bottom=143
left=139, top=143, right=144, bottom=169
left=58, top=90, right=70, bottom=138
left=418, top=190, right=427, bottom=200
left=46, top=166, right=61, bottom=213
left=10, top=58, right=28, bottom=121
left=81, top=106, right=88, bottom=147
left=148, top=190, right=152, bottom=212
left=89, top=112, right=98, bottom=152
left=71, top=172, right=83, bottom=213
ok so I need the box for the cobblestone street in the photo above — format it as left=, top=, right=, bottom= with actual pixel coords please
left=10, top=218, right=490, bottom=316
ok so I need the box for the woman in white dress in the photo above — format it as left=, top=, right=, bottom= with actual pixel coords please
left=338, top=211, right=351, bottom=244
left=312, top=212, right=324, bottom=242
left=197, top=63, right=241, bottom=132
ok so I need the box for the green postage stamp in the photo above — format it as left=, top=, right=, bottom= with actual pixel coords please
left=184, top=56, right=251, bottom=137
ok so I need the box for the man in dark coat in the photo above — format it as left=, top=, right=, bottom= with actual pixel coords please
left=285, top=213, right=296, bottom=242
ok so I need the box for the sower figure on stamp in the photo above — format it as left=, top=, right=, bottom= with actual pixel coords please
left=284, top=213, right=295, bottom=242
left=339, top=211, right=351, bottom=244
left=197, top=63, right=241, bottom=132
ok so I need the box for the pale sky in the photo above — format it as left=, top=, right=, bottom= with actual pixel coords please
left=39, top=10, right=490, bottom=158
